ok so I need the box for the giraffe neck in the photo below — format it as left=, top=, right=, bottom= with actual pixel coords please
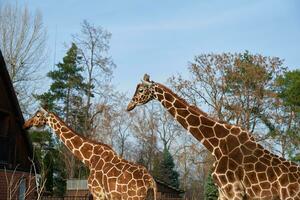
left=153, top=83, right=230, bottom=158
left=45, top=112, right=107, bottom=166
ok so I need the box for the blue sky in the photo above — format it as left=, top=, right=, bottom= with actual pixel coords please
left=2, top=0, right=300, bottom=93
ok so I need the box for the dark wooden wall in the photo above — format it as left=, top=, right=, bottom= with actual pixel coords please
left=0, top=51, right=34, bottom=172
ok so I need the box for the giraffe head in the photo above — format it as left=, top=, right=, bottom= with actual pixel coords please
left=23, top=108, right=48, bottom=130
left=127, top=74, right=156, bottom=111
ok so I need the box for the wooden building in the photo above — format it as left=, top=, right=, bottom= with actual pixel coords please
left=0, top=51, right=38, bottom=200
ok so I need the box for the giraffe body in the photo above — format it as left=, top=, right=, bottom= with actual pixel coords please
left=127, top=74, right=300, bottom=200
left=24, top=110, right=156, bottom=200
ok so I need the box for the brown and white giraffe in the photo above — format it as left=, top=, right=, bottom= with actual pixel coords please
left=23, top=108, right=156, bottom=200
left=127, top=74, right=300, bottom=200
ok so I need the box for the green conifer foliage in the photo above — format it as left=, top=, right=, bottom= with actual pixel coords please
left=152, top=148, right=180, bottom=189
left=204, top=171, right=218, bottom=200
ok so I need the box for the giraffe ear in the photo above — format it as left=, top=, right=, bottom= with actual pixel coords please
left=143, top=74, right=150, bottom=82
left=141, top=73, right=154, bottom=87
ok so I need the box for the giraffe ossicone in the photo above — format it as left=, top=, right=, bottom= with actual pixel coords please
left=24, top=108, right=157, bottom=200
left=127, top=74, right=300, bottom=200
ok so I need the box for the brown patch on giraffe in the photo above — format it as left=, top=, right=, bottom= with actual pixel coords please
left=244, top=155, right=258, bottom=163
left=176, top=115, right=188, bottom=129
left=273, top=166, right=281, bottom=176
left=255, top=162, right=267, bottom=172
left=164, top=92, right=174, bottom=102
left=73, top=149, right=83, bottom=160
left=257, top=172, right=267, bottom=182
left=155, top=87, right=163, bottom=94
left=216, top=157, right=228, bottom=174
left=219, top=139, right=228, bottom=155
left=103, top=162, right=114, bottom=173
left=214, top=148, right=222, bottom=158
left=133, top=169, right=143, bottom=179
left=61, top=126, right=69, bottom=133
left=162, top=100, right=172, bottom=109
left=244, top=163, right=254, bottom=171
left=281, top=188, right=288, bottom=199
left=62, top=131, right=74, bottom=139
left=252, top=185, right=261, bottom=196
left=231, top=127, right=240, bottom=135
left=226, top=135, right=239, bottom=153
left=200, top=116, right=215, bottom=126
left=253, top=149, right=264, bottom=157
left=241, top=145, right=252, bottom=155
left=209, top=138, right=219, bottom=147
left=95, top=171, right=103, bottom=180
left=271, top=157, right=281, bottom=166
left=186, top=114, right=200, bottom=126
left=156, top=93, right=164, bottom=101
left=189, top=127, right=203, bottom=141
left=70, top=136, right=83, bottom=149
left=226, top=170, right=235, bottom=183
left=173, top=100, right=186, bottom=109
left=261, top=189, right=272, bottom=197
left=218, top=174, right=228, bottom=185
left=279, top=164, right=289, bottom=173
left=177, top=109, right=190, bottom=118
left=66, top=140, right=74, bottom=149
left=229, top=148, right=243, bottom=164
left=266, top=167, right=277, bottom=182
left=279, top=173, right=289, bottom=186
left=128, top=179, right=137, bottom=189
left=247, top=172, right=258, bottom=184
left=168, top=107, right=176, bottom=116
left=199, top=125, right=214, bottom=138
left=236, top=166, right=244, bottom=179
left=244, top=176, right=251, bottom=187
left=224, top=124, right=232, bottom=129
left=93, top=145, right=103, bottom=155
left=214, top=124, right=229, bottom=138
left=290, top=166, right=297, bottom=172
left=288, top=173, right=297, bottom=182
left=202, top=140, right=213, bottom=151
left=259, top=157, right=271, bottom=166
left=80, top=143, right=93, bottom=159
left=288, top=183, right=299, bottom=196
left=111, top=156, right=120, bottom=164
left=108, top=178, right=117, bottom=191
left=238, top=131, right=249, bottom=144
left=107, top=167, right=119, bottom=177
left=137, top=186, right=146, bottom=196
left=244, top=140, right=257, bottom=150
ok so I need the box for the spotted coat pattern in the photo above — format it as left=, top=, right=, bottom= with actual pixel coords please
left=127, top=76, right=300, bottom=200
left=24, top=110, right=156, bottom=200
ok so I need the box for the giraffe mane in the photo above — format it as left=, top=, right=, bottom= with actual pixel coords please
left=156, top=83, right=209, bottom=117
left=48, top=112, right=114, bottom=151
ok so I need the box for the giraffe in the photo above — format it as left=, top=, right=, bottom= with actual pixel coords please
left=23, top=108, right=156, bottom=200
left=127, top=74, right=300, bottom=200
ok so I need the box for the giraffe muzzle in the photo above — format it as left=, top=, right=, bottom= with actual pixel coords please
left=23, top=118, right=33, bottom=130
left=126, top=101, right=136, bottom=111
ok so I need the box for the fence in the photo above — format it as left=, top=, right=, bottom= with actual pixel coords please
left=42, top=196, right=89, bottom=200
left=42, top=196, right=183, bottom=200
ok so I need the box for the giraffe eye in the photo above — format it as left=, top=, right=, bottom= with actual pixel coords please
left=139, top=88, right=144, bottom=93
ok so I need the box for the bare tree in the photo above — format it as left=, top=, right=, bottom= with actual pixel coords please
left=0, top=2, right=47, bottom=113
left=169, top=52, right=285, bottom=135
left=73, top=20, right=115, bottom=135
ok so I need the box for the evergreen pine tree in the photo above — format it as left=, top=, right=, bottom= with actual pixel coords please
left=152, top=148, right=180, bottom=189
left=204, top=171, right=218, bottom=200
left=34, top=43, right=89, bottom=185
